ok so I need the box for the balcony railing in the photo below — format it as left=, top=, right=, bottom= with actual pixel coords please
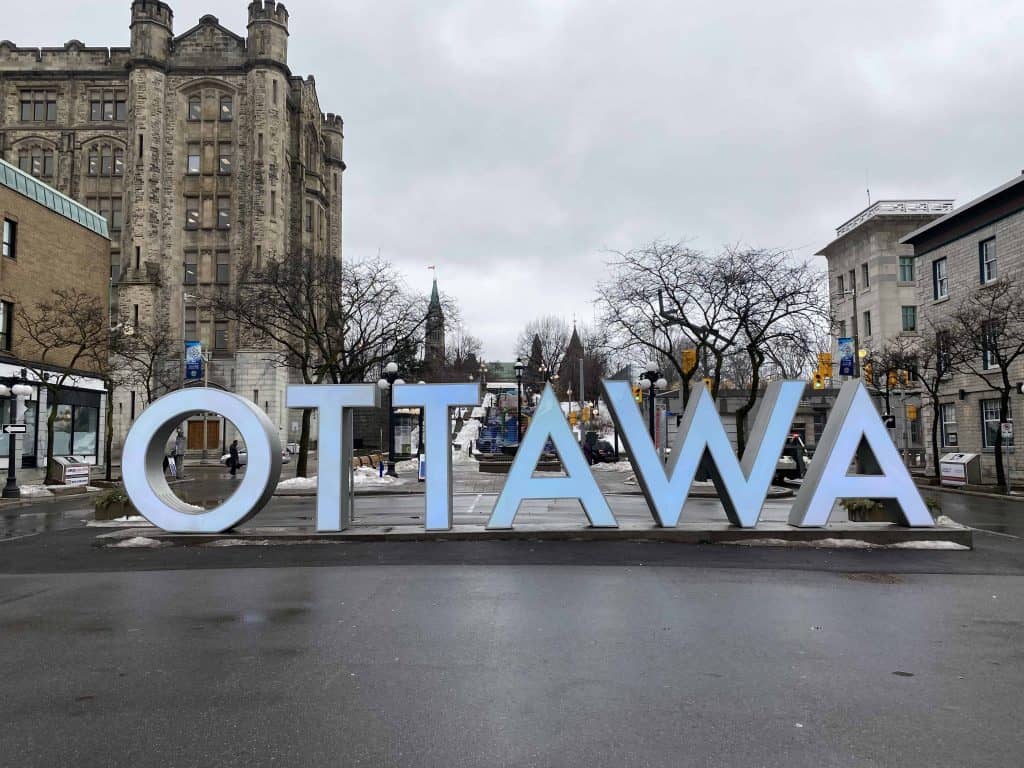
left=836, top=200, right=954, bottom=238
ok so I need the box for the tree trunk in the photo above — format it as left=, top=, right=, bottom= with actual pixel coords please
left=930, top=395, right=941, bottom=483
left=734, top=349, right=763, bottom=459
left=104, top=380, right=115, bottom=481
left=296, top=408, right=312, bottom=478
left=44, top=391, right=59, bottom=485
left=996, top=389, right=1011, bottom=492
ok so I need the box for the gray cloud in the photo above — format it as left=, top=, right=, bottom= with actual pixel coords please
left=9, top=0, right=1024, bottom=357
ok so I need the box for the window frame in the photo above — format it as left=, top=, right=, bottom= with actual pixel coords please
left=215, top=251, right=231, bottom=285
left=217, top=142, right=233, bottom=175
left=2, top=219, right=16, bottom=260
left=861, top=263, right=870, bottom=288
left=933, top=257, right=949, bottom=299
left=184, top=198, right=200, bottom=230
left=219, top=96, right=234, bottom=122
left=901, top=305, right=917, bottom=332
left=862, top=310, right=872, bottom=337
left=216, top=197, right=231, bottom=230
left=186, top=143, right=202, bottom=175
left=898, top=255, right=915, bottom=283
left=940, top=403, right=958, bottom=448
left=0, top=300, right=13, bottom=351
left=981, top=398, right=1013, bottom=449
left=979, top=238, right=997, bottom=284
left=187, top=95, right=202, bottom=122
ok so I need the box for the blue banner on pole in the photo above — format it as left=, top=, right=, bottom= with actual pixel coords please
left=185, top=341, right=204, bottom=381
left=837, top=337, right=854, bottom=377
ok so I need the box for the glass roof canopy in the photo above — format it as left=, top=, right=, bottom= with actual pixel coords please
left=0, top=158, right=109, bottom=239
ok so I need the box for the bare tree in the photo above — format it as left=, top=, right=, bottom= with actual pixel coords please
left=217, top=254, right=432, bottom=477
left=904, top=328, right=953, bottom=481
left=515, top=316, right=570, bottom=378
left=947, top=278, right=1024, bottom=491
left=118, top=322, right=179, bottom=408
left=17, top=288, right=108, bottom=484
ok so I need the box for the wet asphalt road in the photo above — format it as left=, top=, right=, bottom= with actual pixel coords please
left=0, top=478, right=1022, bottom=767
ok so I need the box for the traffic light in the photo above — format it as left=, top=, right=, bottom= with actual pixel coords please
left=816, top=352, right=832, bottom=380
left=887, top=371, right=899, bottom=389
left=906, top=405, right=918, bottom=422
left=812, top=372, right=825, bottom=390
left=632, top=385, right=643, bottom=404
left=702, top=378, right=713, bottom=392
left=862, top=362, right=873, bottom=385
left=567, top=411, right=578, bottom=427
left=682, top=348, right=698, bottom=376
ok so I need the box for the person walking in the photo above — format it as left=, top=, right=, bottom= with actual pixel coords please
left=173, top=429, right=187, bottom=479
left=228, top=439, right=240, bottom=479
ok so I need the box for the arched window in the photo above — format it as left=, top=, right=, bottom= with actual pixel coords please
left=18, top=146, right=54, bottom=179
left=86, top=144, right=124, bottom=176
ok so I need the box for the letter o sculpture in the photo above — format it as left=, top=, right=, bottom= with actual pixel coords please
left=122, top=389, right=282, bottom=533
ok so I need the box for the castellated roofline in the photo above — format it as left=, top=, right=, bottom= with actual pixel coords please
left=248, top=1, right=290, bottom=29
left=131, top=0, right=174, bottom=30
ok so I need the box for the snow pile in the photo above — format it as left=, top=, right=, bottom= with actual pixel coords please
left=278, top=476, right=318, bottom=491
left=86, top=516, right=149, bottom=528
left=590, top=461, right=633, bottom=473
left=723, top=538, right=968, bottom=551
left=453, top=419, right=481, bottom=464
left=935, top=515, right=967, bottom=529
left=110, top=536, right=170, bottom=549
left=19, top=485, right=54, bottom=498
left=353, top=467, right=406, bottom=487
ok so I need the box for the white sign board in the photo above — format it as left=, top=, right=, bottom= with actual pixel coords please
left=1001, top=422, right=1013, bottom=440
left=940, top=462, right=967, bottom=486
left=64, top=465, right=91, bottom=487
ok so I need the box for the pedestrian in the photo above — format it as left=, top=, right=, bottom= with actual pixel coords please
left=173, top=428, right=186, bottom=479
left=228, top=439, right=240, bottom=478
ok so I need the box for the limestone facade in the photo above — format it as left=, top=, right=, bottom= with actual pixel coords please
left=0, top=1, right=344, bottom=452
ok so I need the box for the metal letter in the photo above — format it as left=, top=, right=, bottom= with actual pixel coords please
left=789, top=380, right=933, bottom=527
left=488, top=385, right=617, bottom=529
left=287, top=385, right=380, bottom=532
left=604, top=379, right=804, bottom=527
left=122, top=389, right=281, bottom=533
left=393, top=383, right=480, bottom=531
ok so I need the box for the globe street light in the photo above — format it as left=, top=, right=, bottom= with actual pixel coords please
left=0, top=369, right=34, bottom=499
left=377, top=362, right=403, bottom=477
left=639, top=364, right=669, bottom=439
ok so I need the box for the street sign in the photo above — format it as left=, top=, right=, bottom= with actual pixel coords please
left=2, top=424, right=26, bottom=435
left=1001, top=422, right=1013, bottom=439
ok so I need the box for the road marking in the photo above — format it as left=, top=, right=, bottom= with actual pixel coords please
left=467, top=494, right=484, bottom=515
left=971, top=527, right=1021, bottom=540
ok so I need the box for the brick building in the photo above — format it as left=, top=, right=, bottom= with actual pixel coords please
left=0, top=1, right=345, bottom=452
left=902, top=173, right=1024, bottom=483
left=0, top=158, right=110, bottom=475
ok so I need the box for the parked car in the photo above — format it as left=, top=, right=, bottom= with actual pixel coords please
left=591, top=440, right=619, bottom=463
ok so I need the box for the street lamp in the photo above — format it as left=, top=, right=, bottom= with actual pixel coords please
left=514, top=358, right=525, bottom=442
left=0, top=369, right=34, bottom=499
left=377, top=362, right=404, bottom=477
left=639, top=363, right=668, bottom=439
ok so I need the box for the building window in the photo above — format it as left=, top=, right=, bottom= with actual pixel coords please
left=219, top=96, right=233, bottom=121
left=185, top=198, right=200, bottom=230
left=982, top=321, right=999, bottom=370
left=0, top=301, right=13, bottom=351
left=848, top=269, right=856, bottom=291
left=899, top=255, right=915, bottom=282
left=214, top=321, right=229, bottom=350
left=837, top=319, right=846, bottom=338
left=20, top=90, right=57, bottom=122
left=270, top=191, right=277, bottom=216
left=255, top=245, right=262, bottom=271
left=862, top=310, right=872, bottom=337
left=981, top=399, right=1013, bottom=448
left=184, top=252, right=198, bottom=285
left=52, top=401, right=100, bottom=457
left=184, top=307, right=198, bottom=342
left=110, top=253, right=120, bottom=282
left=186, top=143, right=201, bottom=175
left=90, top=91, right=127, bottom=122
left=940, top=403, right=958, bottom=448
left=979, top=238, right=997, bottom=284
left=932, top=257, right=948, bottom=299
left=18, top=148, right=54, bottom=179
left=305, top=201, right=313, bottom=232
left=87, top=147, right=122, bottom=177
left=257, top=133, right=264, bottom=161
left=272, top=79, right=278, bottom=105
left=861, top=263, right=870, bottom=288
left=86, top=196, right=123, bottom=231
left=2, top=219, right=16, bottom=259
left=188, top=95, right=202, bottom=121
left=215, top=251, right=230, bottom=284
left=836, top=274, right=844, bottom=295
left=217, top=198, right=231, bottom=230
left=901, top=306, right=917, bottom=332
left=936, top=331, right=953, bottom=378
left=218, top=143, right=233, bottom=175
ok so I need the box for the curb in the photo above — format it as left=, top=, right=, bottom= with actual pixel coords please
left=914, top=483, right=1024, bottom=503
left=0, top=478, right=193, bottom=512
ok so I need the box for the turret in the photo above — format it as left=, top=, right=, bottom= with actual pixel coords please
left=130, top=0, right=173, bottom=63
left=322, top=113, right=345, bottom=164
left=247, top=1, right=289, bottom=63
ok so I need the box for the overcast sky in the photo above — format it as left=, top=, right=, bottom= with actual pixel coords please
left=7, top=1, right=1024, bottom=359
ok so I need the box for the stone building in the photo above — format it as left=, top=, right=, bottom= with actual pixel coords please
left=0, top=158, right=110, bottom=476
left=902, top=173, right=1024, bottom=483
left=819, top=200, right=953, bottom=463
left=0, top=1, right=345, bottom=452
left=423, top=277, right=445, bottom=377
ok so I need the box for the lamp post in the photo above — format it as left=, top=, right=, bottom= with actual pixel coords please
left=514, top=358, right=525, bottom=442
left=377, top=362, right=404, bottom=477
left=0, top=369, right=34, bottom=499
left=639, top=363, right=669, bottom=439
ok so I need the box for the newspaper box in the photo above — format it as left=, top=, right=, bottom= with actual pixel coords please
left=50, top=456, right=91, bottom=488
left=939, top=453, right=980, bottom=487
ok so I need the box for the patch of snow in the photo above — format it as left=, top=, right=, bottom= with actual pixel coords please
left=590, top=461, right=633, bottom=473
left=204, top=538, right=272, bottom=547
left=109, top=536, right=170, bottom=549
left=353, top=467, right=406, bottom=487
left=278, top=476, right=319, bottom=491
left=723, top=538, right=968, bottom=551
left=86, top=516, right=150, bottom=528
left=935, top=515, right=967, bottom=529
left=453, top=419, right=481, bottom=465
left=19, top=485, right=54, bottom=498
